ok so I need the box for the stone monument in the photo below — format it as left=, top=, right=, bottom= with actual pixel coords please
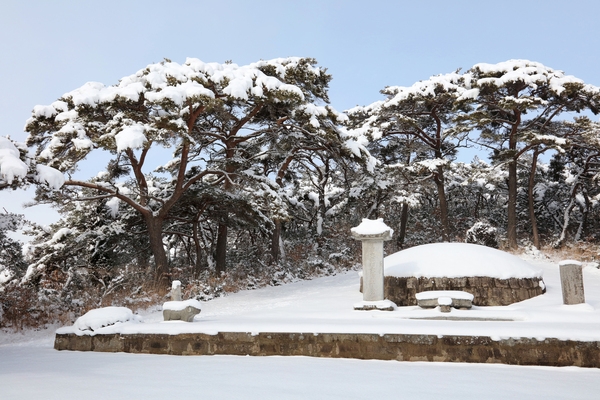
left=559, top=260, right=585, bottom=305
left=351, top=218, right=396, bottom=311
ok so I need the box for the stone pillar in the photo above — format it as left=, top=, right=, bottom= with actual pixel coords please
left=559, top=260, right=585, bottom=305
left=171, top=280, right=182, bottom=301
left=351, top=218, right=395, bottom=311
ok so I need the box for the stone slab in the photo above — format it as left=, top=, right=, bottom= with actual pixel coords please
left=54, top=331, right=600, bottom=368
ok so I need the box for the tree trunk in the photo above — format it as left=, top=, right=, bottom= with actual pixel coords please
left=192, top=219, right=203, bottom=277
left=528, top=148, right=540, bottom=249
left=397, top=201, right=409, bottom=249
left=433, top=165, right=450, bottom=241
left=215, top=223, right=228, bottom=274
left=145, top=216, right=170, bottom=292
left=271, top=219, right=282, bottom=264
left=507, top=158, right=519, bottom=249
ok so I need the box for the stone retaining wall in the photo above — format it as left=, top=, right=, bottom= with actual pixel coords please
left=54, top=332, right=600, bottom=368
left=384, top=276, right=545, bottom=306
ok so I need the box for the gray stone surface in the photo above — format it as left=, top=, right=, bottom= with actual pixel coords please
left=559, top=260, right=585, bottom=305
left=171, top=281, right=182, bottom=301
left=55, top=331, right=600, bottom=368
left=382, top=276, right=545, bottom=306
left=163, top=306, right=201, bottom=322
left=351, top=226, right=392, bottom=304
left=416, top=293, right=473, bottom=310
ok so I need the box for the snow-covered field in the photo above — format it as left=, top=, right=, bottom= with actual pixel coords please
left=2, top=250, right=600, bottom=399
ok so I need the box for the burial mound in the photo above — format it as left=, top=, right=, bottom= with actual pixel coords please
left=383, top=243, right=545, bottom=306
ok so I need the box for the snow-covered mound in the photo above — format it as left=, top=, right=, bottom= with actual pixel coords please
left=73, top=306, right=141, bottom=332
left=384, top=243, right=542, bottom=279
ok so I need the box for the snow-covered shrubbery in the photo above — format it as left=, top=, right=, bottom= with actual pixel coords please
left=465, top=221, right=499, bottom=249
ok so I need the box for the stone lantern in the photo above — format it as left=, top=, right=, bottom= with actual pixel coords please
left=351, top=218, right=396, bottom=311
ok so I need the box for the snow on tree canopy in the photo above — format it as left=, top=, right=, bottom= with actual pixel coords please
left=0, top=136, right=28, bottom=184
left=384, top=243, right=542, bottom=279
left=26, top=57, right=324, bottom=162
left=467, top=59, right=597, bottom=96
left=35, top=164, right=65, bottom=189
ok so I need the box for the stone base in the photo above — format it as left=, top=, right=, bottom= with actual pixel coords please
left=54, top=332, right=600, bottom=368
left=163, top=306, right=201, bottom=322
left=353, top=300, right=397, bottom=311
left=383, top=276, right=546, bottom=306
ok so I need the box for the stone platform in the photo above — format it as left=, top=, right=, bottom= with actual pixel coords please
left=54, top=332, right=600, bottom=368
left=385, top=276, right=545, bottom=306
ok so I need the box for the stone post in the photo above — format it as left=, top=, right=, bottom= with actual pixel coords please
left=351, top=218, right=395, bottom=311
left=559, top=260, right=585, bottom=305
left=171, top=280, right=182, bottom=301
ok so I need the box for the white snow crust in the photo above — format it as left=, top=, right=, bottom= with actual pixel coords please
left=0, top=136, right=28, bottom=184
left=437, top=296, right=453, bottom=306
left=162, top=299, right=202, bottom=312
left=558, top=260, right=583, bottom=267
left=2, top=344, right=600, bottom=400
left=53, top=250, right=600, bottom=342
left=415, top=290, right=474, bottom=301
left=73, top=306, right=140, bottom=333
left=35, top=164, right=65, bottom=190
left=4, top=252, right=600, bottom=399
left=351, top=218, right=394, bottom=236
left=115, top=124, right=146, bottom=152
left=384, top=243, right=542, bottom=279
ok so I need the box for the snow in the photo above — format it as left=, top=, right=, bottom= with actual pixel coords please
left=558, top=259, right=582, bottom=267
left=73, top=306, right=140, bottom=333
left=162, top=299, right=203, bottom=312
left=438, top=296, right=453, bottom=306
left=51, top=252, right=600, bottom=341
left=351, top=218, right=394, bottom=236
left=468, top=59, right=600, bottom=97
left=115, top=124, right=147, bottom=152
left=384, top=243, right=542, bottom=279
left=3, top=251, right=600, bottom=399
left=105, top=196, right=120, bottom=218
left=416, top=291, right=474, bottom=301
left=35, top=164, right=65, bottom=190
left=353, top=299, right=397, bottom=310
left=1, top=345, right=599, bottom=400
left=0, top=136, right=28, bottom=184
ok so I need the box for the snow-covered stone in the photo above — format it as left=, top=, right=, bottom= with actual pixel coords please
left=352, top=219, right=394, bottom=310
left=351, top=218, right=393, bottom=237
left=73, top=306, right=140, bottom=333
left=559, top=260, right=585, bottom=305
left=163, top=299, right=202, bottom=322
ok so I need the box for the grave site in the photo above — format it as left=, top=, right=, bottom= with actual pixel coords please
left=53, top=220, right=600, bottom=368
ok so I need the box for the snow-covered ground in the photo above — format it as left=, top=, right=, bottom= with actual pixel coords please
left=58, top=251, right=600, bottom=341
left=2, top=250, right=600, bottom=399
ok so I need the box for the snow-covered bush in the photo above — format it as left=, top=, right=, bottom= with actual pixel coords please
left=73, top=306, right=140, bottom=332
left=465, top=221, right=498, bottom=248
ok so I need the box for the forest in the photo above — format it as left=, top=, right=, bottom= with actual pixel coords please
left=1, top=57, right=599, bottom=329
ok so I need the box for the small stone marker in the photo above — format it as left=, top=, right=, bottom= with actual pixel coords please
left=559, top=260, right=585, bottom=305
left=163, top=299, right=202, bottom=322
left=351, top=218, right=396, bottom=311
left=171, top=280, right=182, bottom=301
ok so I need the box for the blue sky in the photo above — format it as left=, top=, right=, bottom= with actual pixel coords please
left=1, top=0, right=600, bottom=231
